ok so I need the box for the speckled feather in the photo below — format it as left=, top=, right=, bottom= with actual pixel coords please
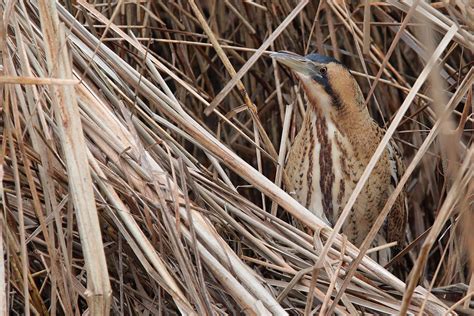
left=283, top=55, right=407, bottom=261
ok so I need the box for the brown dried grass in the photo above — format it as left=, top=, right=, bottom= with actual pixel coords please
left=1, top=0, right=473, bottom=314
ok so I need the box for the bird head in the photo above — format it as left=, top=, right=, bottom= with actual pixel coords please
left=271, top=51, right=366, bottom=118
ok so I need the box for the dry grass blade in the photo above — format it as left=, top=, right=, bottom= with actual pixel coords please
left=402, top=148, right=473, bottom=314
left=0, top=76, right=78, bottom=85
left=205, top=0, right=309, bottom=115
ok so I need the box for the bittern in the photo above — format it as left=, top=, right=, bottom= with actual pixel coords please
left=272, top=52, right=407, bottom=262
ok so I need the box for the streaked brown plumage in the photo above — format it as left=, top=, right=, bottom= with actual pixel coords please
left=272, top=52, right=407, bottom=262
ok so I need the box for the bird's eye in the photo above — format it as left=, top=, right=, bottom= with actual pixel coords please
left=319, top=66, right=327, bottom=75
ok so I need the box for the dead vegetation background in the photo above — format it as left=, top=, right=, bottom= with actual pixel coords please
left=1, top=0, right=473, bottom=315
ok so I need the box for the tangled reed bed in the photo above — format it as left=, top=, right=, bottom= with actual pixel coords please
left=1, top=0, right=473, bottom=314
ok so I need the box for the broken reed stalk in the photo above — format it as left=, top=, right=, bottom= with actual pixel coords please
left=37, top=0, right=112, bottom=313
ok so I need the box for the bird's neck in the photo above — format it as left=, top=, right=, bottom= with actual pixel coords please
left=303, top=103, right=379, bottom=157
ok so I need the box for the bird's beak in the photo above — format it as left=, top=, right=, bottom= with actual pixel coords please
left=270, top=51, right=320, bottom=78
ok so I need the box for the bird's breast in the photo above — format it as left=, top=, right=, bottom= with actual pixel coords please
left=285, top=112, right=389, bottom=240
left=286, top=113, right=354, bottom=224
